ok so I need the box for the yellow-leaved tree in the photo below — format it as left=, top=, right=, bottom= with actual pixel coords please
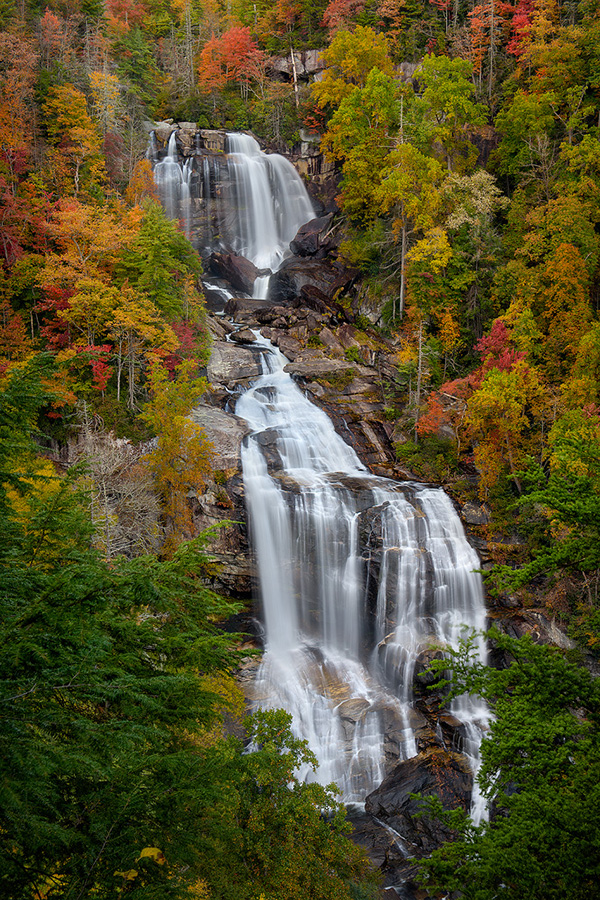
left=140, top=359, right=213, bottom=554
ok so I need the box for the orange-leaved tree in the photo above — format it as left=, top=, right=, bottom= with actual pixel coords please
left=197, top=26, right=264, bottom=97
left=466, top=358, right=547, bottom=499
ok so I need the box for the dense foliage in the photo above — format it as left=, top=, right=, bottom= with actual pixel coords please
left=0, top=357, right=375, bottom=900
left=417, top=630, right=600, bottom=899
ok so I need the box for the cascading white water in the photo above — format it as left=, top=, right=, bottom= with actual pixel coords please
left=225, top=133, right=314, bottom=297
left=149, top=130, right=314, bottom=296
left=152, top=132, right=193, bottom=235
left=237, top=335, right=490, bottom=812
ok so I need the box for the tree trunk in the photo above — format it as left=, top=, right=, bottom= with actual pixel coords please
left=414, top=319, right=423, bottom=441
left=488, top=0, right=495, bottom=101
left=399, top=221, right=406, bottom=319
left=290, top=44, right=299, bottom=108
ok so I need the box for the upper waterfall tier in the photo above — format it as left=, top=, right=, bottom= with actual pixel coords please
left=237, top=335, right=489, bottom=812
left=149, top=130, right=315, bottom=293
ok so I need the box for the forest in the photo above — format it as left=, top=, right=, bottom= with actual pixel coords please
left=1, top=0, right=600, bottom=895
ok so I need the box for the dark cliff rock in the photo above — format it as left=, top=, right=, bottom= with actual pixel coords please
left=289, top=214, right=334, bottom=258
left=267, top=257, right=355, bottom=305
left=365, top=747, right=473, bottom=853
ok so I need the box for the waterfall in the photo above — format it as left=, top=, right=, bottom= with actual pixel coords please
left=150, top=125, right=489, bottom=816
left=149, top=130, right=314, bottom=295
left=237, top=336, right=489, bottom=810
left=225, top=133, right=314, bottom=296
left=152, top=132, right=193, bottom=235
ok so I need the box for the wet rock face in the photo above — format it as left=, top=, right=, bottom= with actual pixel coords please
left=207, top=301, right=404, bottom=477
left=189, top=398, right=253, bottom=599
left=267, top=257, right=354, bottom=305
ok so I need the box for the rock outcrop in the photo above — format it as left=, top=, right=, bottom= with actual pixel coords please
left=289, top=214, right=334, bottom=258
left=209, top=252, right=269, bottom=295
left=359, top=748, right=473, bottom=895
left=189, top=398, right=253, bottom=599
left=267, top=257, right=354, bottom=305
left=365, top=747, right=473, bottom=853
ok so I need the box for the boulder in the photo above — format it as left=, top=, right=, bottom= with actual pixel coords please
left=198, top=129, right=228, bottom=152
left=210, top=252, right=269, bottom=295
left=177, top=122, right=197, bottom=152
left=317, top=326, right=344, bottom=356
left=207, top=341, right=263, bottom=387
left=462, top=501, right=491, bottom=525
left=190, top=404, right=250, bottom=472
left=336, top=323, right=362, bottom=350
left=336, top=697, right=371, bottom=723
left=289, top=214, right=333, bottom=257
left=365, top=747, right=473, bottom=854
left=275, top=333, right=303, bottom=361
left=283, top=356, right=358, bottom=381
left=413, top=646, right=446, bottom=696
left=230, top=327, right=257, bottom=344
left=224, top=297, right=280, bottom=322
left=207, top=313, right=236, bottom=340
left=154, top=120, right=175, bottom=145
left=268, top=257, right=354, bottom=305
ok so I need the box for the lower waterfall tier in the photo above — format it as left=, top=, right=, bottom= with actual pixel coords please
left=236, top=335, right=489, bottom=814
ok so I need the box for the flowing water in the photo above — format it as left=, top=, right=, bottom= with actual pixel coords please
left=237, top=337, right=489, bottom=812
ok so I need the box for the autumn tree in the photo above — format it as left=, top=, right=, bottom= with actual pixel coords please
left=42, top=84, right=107, bottom=197
left=495, top=195, right=598, bottom=381
left=43, top=199, right=132, bottom=286
left=439, top=170, right=509, bottom=346
left=322, top=0, right=366, bottom=34
left=376, top=143, right=446, bottom=318
left=109, top=286, right=179, bottom=408
left=413, top=54, right=486, bottom=173
left=0, top=297, right=31, bottom=370
left=467, top=0, right=505, bottom=102
left=0, top=31, right=37, bottom=183
left=89, top=69, right=122, bottom=136
left=124, top=157, right=158, bottom=205
left=466, top=358, right=546, bottom=498
left=197, top=26, right=265, bottom=97
left=311, top=25, right=393, bottom=112
left=322, top=67, right=399, bottom=222
left=140, top=358, right=212, bottom=552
